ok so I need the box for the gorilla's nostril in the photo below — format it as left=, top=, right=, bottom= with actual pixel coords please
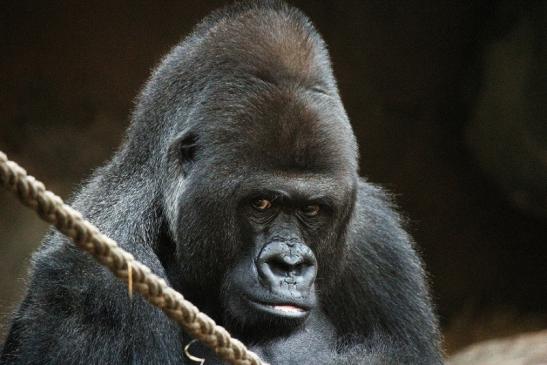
left=266, top=253, right=315, bottom=280
left=267, top=256, right=296, bottom=277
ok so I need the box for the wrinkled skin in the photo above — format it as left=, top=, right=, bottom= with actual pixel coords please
left=0, top=1, right=443, bottom=364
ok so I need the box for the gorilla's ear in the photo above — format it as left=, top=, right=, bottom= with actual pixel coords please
left=168, top=130, right=198, bottom=177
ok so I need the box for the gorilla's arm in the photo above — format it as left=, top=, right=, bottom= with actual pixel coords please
left=322, top=180, right=444, bottom=364
left=0, top=232, right=184, bottom=365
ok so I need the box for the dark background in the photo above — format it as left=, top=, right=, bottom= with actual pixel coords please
left=1, top=1, right=546, bottom=353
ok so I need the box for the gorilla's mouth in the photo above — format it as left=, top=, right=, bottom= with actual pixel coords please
left=246, top=298, right=311, bottom=319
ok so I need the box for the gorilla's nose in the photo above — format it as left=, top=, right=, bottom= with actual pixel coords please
left=256, top=241, right=317, bottom=294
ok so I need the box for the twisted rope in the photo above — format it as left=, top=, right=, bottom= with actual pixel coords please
left=0, top=151, right=265, bottom=365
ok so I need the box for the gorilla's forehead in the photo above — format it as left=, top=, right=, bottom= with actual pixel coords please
left=200, top=92, right=357, bottom=174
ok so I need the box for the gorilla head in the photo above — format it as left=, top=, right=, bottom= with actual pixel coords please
left=1, top=2, right=443, bottom=364
left=146, top=3, right=358, bottom=337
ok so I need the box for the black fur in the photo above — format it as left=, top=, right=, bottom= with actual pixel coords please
left=1, top=1, right=443, bottom=364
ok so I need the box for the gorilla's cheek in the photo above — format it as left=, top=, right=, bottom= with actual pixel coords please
left=223, top=258, right=264, bottom=320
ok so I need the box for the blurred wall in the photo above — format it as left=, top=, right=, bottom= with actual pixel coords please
left=1, top=1, right=546, bottom=352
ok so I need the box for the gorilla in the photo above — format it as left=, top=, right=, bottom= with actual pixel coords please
left=1, top=1, right=443, bottom=364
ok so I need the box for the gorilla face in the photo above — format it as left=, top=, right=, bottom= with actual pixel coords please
left=226, top=174, right=344, bottom=329
left=162, top=84, right=357, bottom=337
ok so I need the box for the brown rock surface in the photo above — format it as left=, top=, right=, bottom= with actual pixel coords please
left=449, top=330, right=547, bottom=365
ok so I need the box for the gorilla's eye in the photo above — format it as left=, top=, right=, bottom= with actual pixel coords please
left=252, top=198, right=272, bottom=211
left=302, top=204, right=321, bottom=217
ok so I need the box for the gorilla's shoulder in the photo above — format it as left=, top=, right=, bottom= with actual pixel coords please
left=354, top=178, right=411, bottom=245
left=31, top=230, right=104, bottom=287
left=325, top=179, right=435, bottom=341
left=350, top=178, right=422, bottom=277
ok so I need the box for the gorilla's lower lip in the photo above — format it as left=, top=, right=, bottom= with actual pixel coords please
left=273, top=304, right=305, bottom=313
left=245, top=298, right=310, bottom=319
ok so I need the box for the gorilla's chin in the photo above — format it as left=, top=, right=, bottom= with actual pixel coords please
left=223, top=285, right=316, bottom=339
